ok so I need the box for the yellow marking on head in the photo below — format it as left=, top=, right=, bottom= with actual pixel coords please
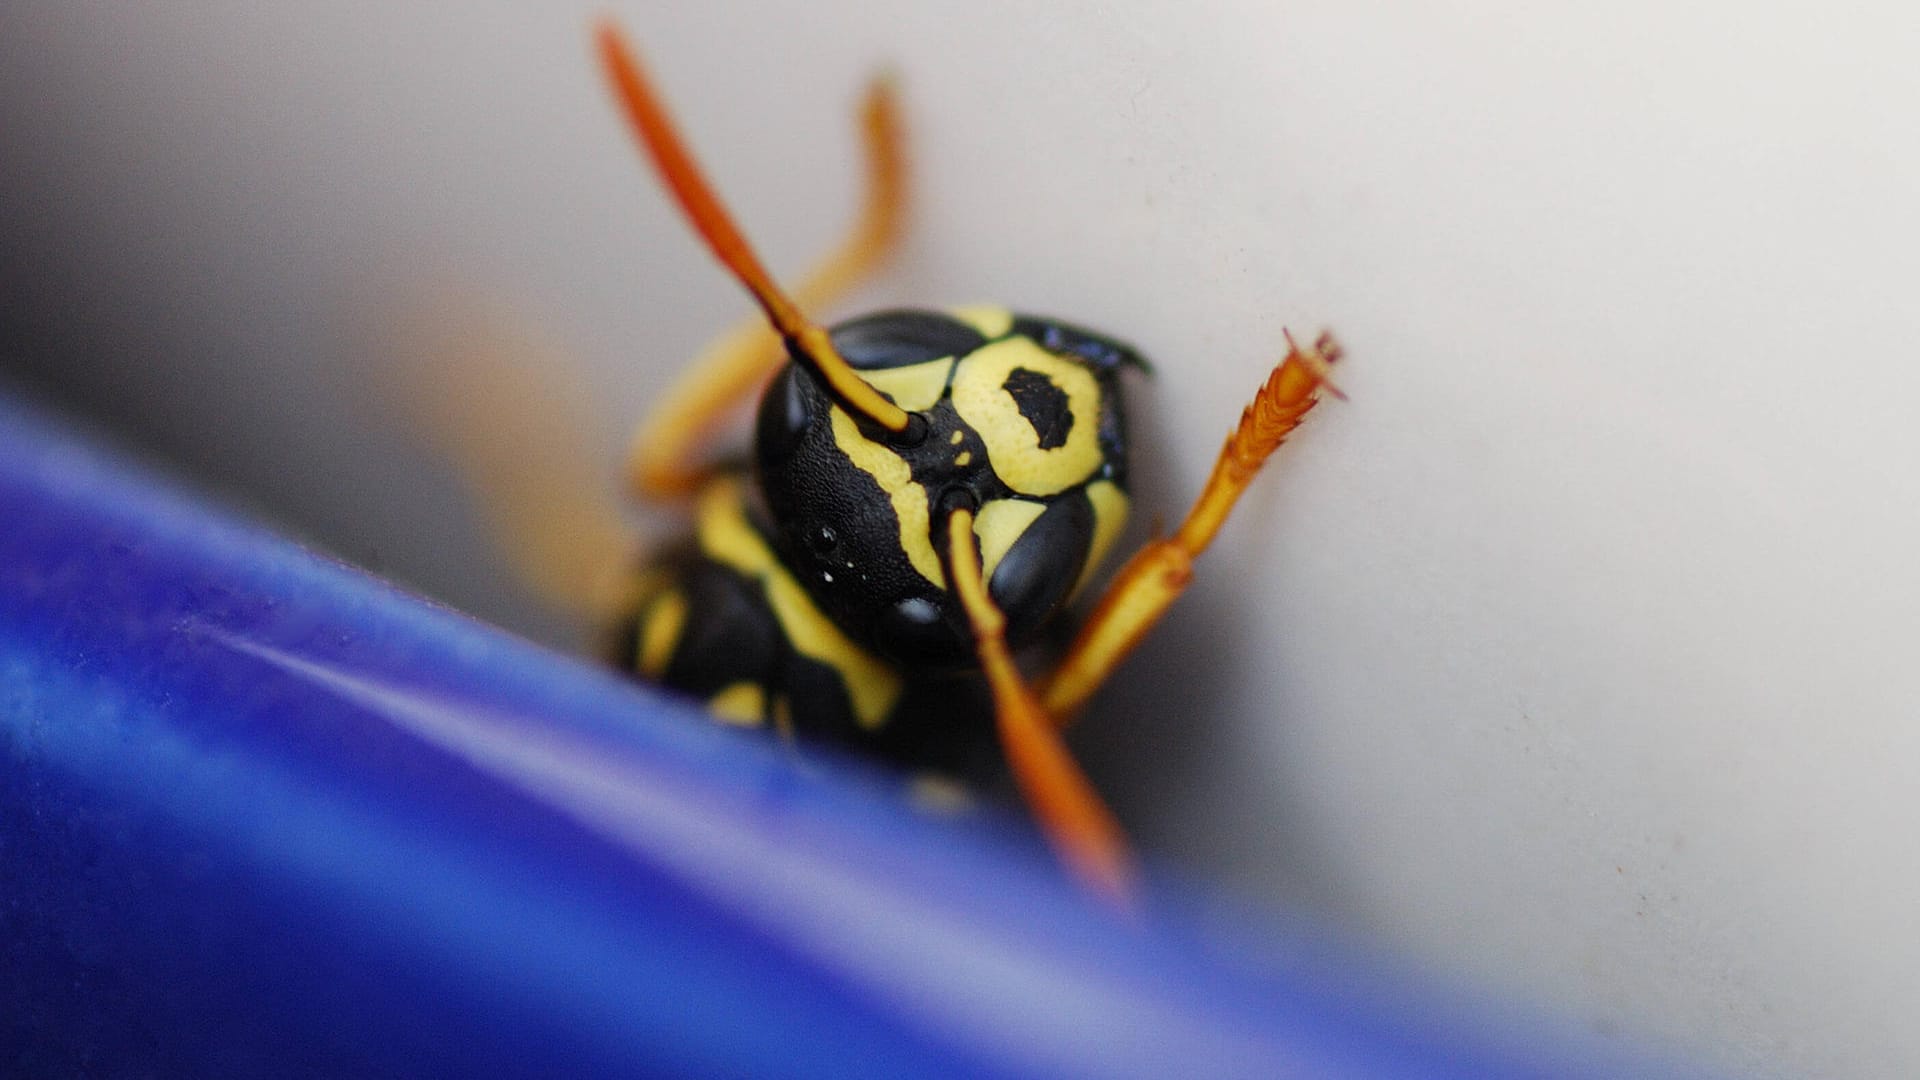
left=857, top=357, right=953, bottom=412
left=951, top=337, right=1105, bottom=497
left=972, top=497, right=1047, bottom=583
left=1072, top=480, right=1131, bottom=599
left=695, top=478, right=903, bottom=728
left=827, top=407, right=946, bottom=589
left=636, top=586, right=688, bottom=678
left=708, top=681, right=767, bottom=726
left=950, top=430, right=965, bottom=445
left=949, top=304, right=1013, bottom=339
left=954, top=450, right=972, bottom=466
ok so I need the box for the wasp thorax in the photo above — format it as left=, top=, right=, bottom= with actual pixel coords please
left=754, top=307, right=1139, bottom=669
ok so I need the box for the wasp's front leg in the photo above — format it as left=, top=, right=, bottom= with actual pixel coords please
left=1041, top=332, right=1343, bottom=722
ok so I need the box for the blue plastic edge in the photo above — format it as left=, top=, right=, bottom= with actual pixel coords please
left=0, top=394, right=1708, bottom=1079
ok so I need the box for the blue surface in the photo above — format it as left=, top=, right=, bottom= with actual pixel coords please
left=0, top=397, right=1697, bottom=1078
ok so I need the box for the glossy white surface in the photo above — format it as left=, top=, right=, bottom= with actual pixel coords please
left=5, top=4, right=1916, bottom=1077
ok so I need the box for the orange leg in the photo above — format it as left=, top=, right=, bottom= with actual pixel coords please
left=620, top=52, right=908, bottom=499
left=381, top=294, right=638, bottom=624
left=378, top=29, right=908, bottom=623
left=1040, top=332, right=1344, bottom=722
left=944, top=509, right=1138, bottom=910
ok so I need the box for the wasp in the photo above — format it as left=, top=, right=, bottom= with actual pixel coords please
left=428, top=23, right=1342, bottom=908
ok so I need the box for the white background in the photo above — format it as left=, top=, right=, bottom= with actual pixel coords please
left=5, top=4, right=1917, bottom=1077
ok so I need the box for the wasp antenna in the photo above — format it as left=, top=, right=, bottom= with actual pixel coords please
left=594, top=20, right=913, bottom=436
left=1283, top=327, right=1347, bottom=401
left=941, top=507, right=1138, bottom=910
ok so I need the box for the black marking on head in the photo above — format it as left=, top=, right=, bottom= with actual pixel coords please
left=1001, top=366, right=1074, bottom=450
left=991, top=314, right=1142, bottom=491
left=829, top=310, right=988, bottom=370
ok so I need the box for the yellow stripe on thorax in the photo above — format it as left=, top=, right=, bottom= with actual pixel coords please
left=636, top=586, right=689, bottom=678
left=696, top=477, right=903, bottom=729
left=707, top=681, right=767, bottom=726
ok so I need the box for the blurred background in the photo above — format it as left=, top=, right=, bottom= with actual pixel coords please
left=4, top=3, right=1917, bottom=1077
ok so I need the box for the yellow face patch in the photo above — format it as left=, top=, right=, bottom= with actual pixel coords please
left=950, top=338, right=1105, bottom=497
left=826, top=406, right=946, bottom=590
left=972, top=497, right=1047, bottom=583
left=695, top=479, right=903, bottom=728
left=1072, top=479, right=1131, bottom=599
left=858, top=356, right=954, bottom=412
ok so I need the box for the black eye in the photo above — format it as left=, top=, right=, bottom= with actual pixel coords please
left=755, top=366, right=818, bottom=465
left=830, top=309, right=986, bottom=369
left=989, top=490, right=1094, bottom=646
left=784, top=372, right=811, bottom=430
left=806, top=523, right=839, bottom=557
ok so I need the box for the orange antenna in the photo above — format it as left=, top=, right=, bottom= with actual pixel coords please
left=943, top=507, right=1138, bottom=908
left=595, top=20, right=915, bottom=437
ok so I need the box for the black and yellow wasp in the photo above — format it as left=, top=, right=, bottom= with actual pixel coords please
left=422, top=23, right=1341, bottom=906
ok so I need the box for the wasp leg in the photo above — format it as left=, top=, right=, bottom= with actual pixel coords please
left=377, top=51, right=905, bottom=623
left=943, top=508, right=1138, bottom=909
left=384, top=295, right=638, bottom=624
left=1041, top=332, right=1344, bottom=722
left=623, top=65, right=907, bottom=499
